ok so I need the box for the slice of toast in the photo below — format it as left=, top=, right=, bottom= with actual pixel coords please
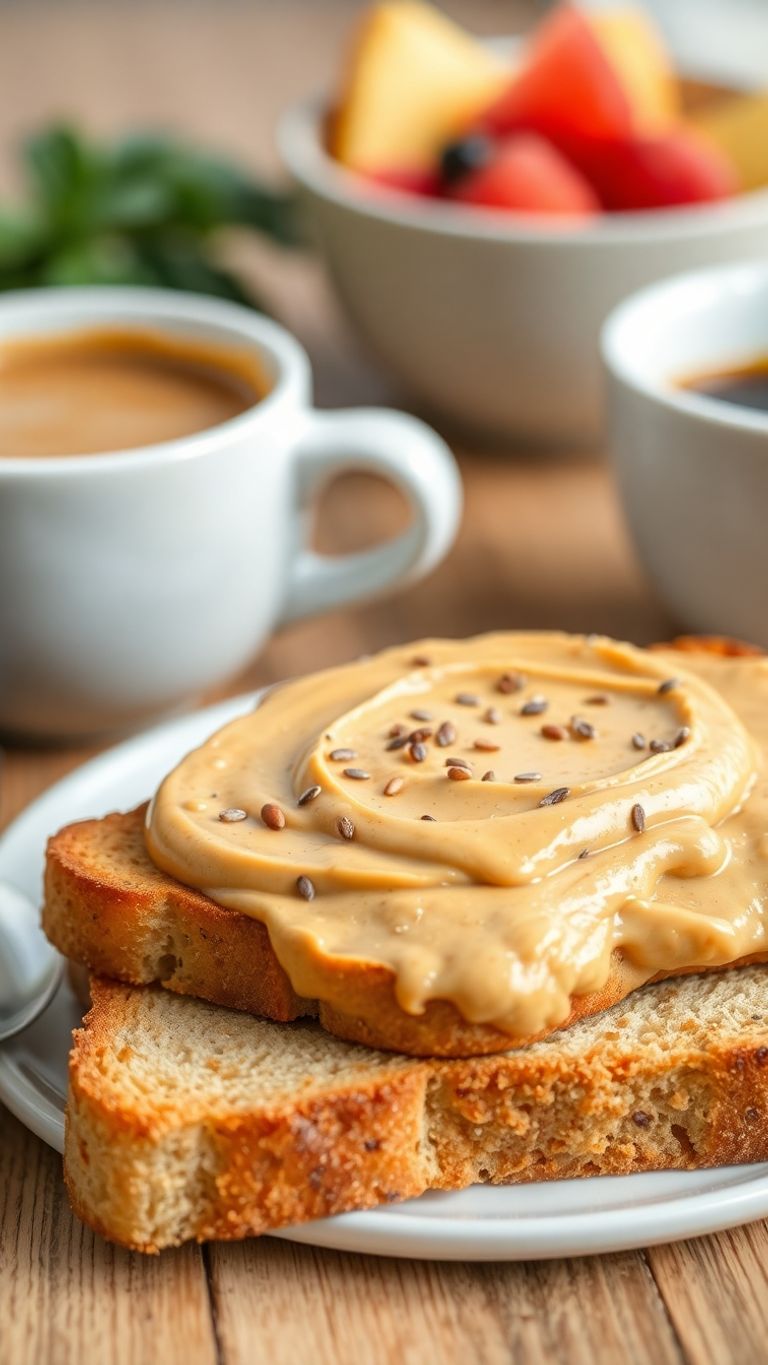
left=44, top=636, right=767, bottom=1058
left=44, top=804, right=768, bottom=1058
left=66, top=967, right=768, bottom=1252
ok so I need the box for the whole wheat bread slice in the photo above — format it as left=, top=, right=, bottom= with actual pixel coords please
left=45, top=636, right=768, bottom=1057
left=66, top=967, right=768, bottom=1252
left=44, top=803, right=768, bottom=1058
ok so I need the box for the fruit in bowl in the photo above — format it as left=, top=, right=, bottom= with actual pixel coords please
left=278, top=4, right=768, bottom=442
left=329, top=1, right=755, bottom=219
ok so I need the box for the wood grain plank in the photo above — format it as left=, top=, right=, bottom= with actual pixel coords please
left=0, top=1109, right=217, bottom=1365
left=0, top=5, right=764, bottom=1364
left=648, top=1224, right=768, bottom=1365
left=207, top=1239, right=684, bottom=1365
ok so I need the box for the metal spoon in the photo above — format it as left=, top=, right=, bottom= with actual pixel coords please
left=0, top=882, right=63, bottom=1041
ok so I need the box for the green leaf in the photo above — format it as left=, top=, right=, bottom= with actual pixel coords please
left=0, top=208, right=47, bottom=270
left=135, top=237, right=262, bottom=306
left=39, top=237, right=157, bottom=288
left=0, top=121, right=301, bottom=307
left=23, top=125, right=101, bottom=222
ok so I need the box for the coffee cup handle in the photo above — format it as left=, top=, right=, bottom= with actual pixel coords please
left=280, top=408, right=462, bottom=625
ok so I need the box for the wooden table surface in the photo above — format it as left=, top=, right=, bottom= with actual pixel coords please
left=1, top=5, right=767, bottom=1363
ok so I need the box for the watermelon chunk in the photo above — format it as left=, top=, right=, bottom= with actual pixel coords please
left=448, top=134, right=599, bottom=215
left=564, top=127, right=738, bottom=210
left=481, top=4, right=635, bottom=143
left=363, top=167, right=442, bottom=197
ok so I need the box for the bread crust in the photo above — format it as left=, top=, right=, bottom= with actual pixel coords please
left=43, top=636, right=767, bottom=1059
left=64, top=973, right=768, bottom=1252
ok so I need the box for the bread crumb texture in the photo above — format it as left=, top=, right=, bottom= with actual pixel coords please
left=65, top=966, right=768, bottom=1251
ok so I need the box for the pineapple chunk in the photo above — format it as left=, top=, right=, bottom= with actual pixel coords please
left=692, top=90, right=768, bottom=191
left=331, top=1, right=506, bottom=173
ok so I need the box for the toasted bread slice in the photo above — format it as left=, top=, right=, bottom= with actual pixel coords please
left=45, top=802, right=768, bottom=1057
left=44, top=636, right=767, bottom=1058
left=65, top=967, right=768, bottom=1252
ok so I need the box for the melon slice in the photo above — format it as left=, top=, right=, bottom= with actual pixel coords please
left=449, top=134, right=599, bottom=216
left=692, top=90, right=768, bottom=191
left=330, top=1, right=506, bottom=173
left=565, top=126, right=738, bottom=210
left=482, top=3, right=675, bottom=143
left=591, top=8, right=678, bottom=132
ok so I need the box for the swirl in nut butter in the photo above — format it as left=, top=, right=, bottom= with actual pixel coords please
left=146, top=633, right=768, bottom=1039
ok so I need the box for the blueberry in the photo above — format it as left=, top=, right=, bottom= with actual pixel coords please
left=440, top=134, right=493, bottom=185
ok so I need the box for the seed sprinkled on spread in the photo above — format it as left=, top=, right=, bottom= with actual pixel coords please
left=329, top=747, right=356, bottom=762
left=445, top=756, right=472, bottom=769
left=296, top=875, right=315, bottom=901
left=521, top=697, right=548, bottom=716
left=483, top=706, right=502, bottom=725
left=474, top=739, right=500, bottom=752
left=297, top=785, right=322, bottom=807
left=585, top=694, right=609, bottom=705
left=496, top=672, right=525, bottom=694
left=261, top=802, right=285, bottom=831
left=436, top=720, right=457, bottom=747
left=570, top=716, right=596, bottom=741
left=388, top=723, right=407, bottom=739
left=674, top=726, right=691, bottom=748
left=657, top=677, right=679, bottom=696
left=386, top=734, right=410, bottom=751
left=410, top=709, right=432, bottom=722
left=384, top=776, right=404, bottom=796
left=448, top=765, right=472, bottom=781
left=421, top=813, right=437, bottom=821
left=218, top=807, right=247, bottom=822
left=578, top=848, right=590, bottom=859
left=409, top=727, right=433, bottom=742
left=337, top=815, right=355, bottom=840
left=538, top=786, right=570, bottom=807
left=541, top=723, right=568, bottom=741
left=482, top=770, right=496, bottom=782
left=631, top=733, right=646, bottom=751
left=650, top=739, right=672, bottom=754
left=631, top=803, right=646, bottom=833
left=455, top=692, right=480, bottom=707
left=409, top=741, right=427, bottom=763
left=344, top=767, right=370, bottom=780
left=514, top=771, right=541, bottom=783
left=411, top=654, right=431, bottom=666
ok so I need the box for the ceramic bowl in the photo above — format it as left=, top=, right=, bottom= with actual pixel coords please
left=278, top=97, right=768, bottom=445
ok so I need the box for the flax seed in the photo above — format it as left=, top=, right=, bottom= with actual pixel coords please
left=541, top=723, right=568, bottom=741
left=261, top=803, right=285, bottom=830
left=435, top=721, right=457, bottom=747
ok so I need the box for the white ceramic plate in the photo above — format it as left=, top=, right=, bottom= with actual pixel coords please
left=2, top=694, right=768, bottom=1261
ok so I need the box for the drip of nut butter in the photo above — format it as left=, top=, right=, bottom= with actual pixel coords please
left=145, top=633, right=768, bottom=1038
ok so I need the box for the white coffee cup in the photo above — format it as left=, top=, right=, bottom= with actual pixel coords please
left=0, top=287, right=461, bottom=740
left=602, top=260, right=768, bottom=648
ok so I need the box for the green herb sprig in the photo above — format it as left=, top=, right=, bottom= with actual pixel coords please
left=0, top=124, right=300, bottom=307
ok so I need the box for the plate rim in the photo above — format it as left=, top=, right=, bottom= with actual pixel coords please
left=1, top=692, right=768, bottom=1261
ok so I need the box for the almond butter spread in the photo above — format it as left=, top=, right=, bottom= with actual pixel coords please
left=145, top=633, right=768, bottom=1038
